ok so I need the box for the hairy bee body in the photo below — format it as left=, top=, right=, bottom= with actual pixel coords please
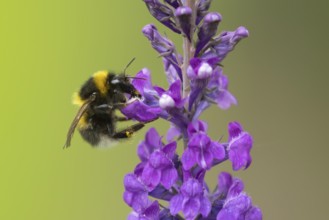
left=64, top=71, right=143, bottom=148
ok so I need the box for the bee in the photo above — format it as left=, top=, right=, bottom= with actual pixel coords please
left=64, top=61, right=146, bottom=148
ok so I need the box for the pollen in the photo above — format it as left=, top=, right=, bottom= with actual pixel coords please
left=126, top=131, right=133, bottom=138
left=93, top=71, right=108, bottom=96
left=72, top=92, right=84, bottom=106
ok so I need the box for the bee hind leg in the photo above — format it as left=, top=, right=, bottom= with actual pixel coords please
left=111, top=117, right=157, bottom=139
left=111, top=123, right=145, bottom=139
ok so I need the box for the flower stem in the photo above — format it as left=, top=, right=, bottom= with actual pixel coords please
left=182, top=0, right=196, bottom=100
left=182, top=38, right=191, bottom=99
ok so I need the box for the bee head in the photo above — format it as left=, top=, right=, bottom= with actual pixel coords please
left=108, top=73, right=141, bottom=98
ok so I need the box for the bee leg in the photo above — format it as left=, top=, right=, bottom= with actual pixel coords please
left=94, top=103, right=126, bottom=114
left=111, top=123, right=145, bottom=139
left=94, top=104, right=113, bottom=112
left=114, top=116, right=131, bottom=122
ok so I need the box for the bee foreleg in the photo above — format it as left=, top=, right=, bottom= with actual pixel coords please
left=94, top=103, right=126, bottom=114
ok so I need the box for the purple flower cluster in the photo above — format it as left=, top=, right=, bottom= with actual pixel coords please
left=122, top=1, right=261, bottom=219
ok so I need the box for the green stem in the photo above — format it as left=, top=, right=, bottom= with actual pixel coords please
left=182, top=0, right=196, bottom=101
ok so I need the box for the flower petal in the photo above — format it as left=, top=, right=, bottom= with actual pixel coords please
left=215, top=90, right=237, bottom=110
left=227, top=179, right=245, bottom=199
left=169, top=195, right=184, bottom=215
left=166, top=125, right=181, bottom=142
left=216, top=209, right=237, bottom=220
left=199, top=196, right=211, bottom=217
left=121, top=101, right=161, bottom=122
left=124, top=174, right=146, bottom=192
left=182, top=148, right=196, bottom=170
left=167, top=80, right=182, bottom=105
left=162, top=141, right=177, bottom=159
left=181, top=178, right=203, bottom=197
left=145, top=128, right=162, bottom=150
left=182, top=198, right=201, bottom=220
left=228, top=121, right=244, bottom=140
left=245, top=206, right=263, bottom=220
left=228, top=132, right=253, bottom=171
left=141, top=164, right=161, bottom=189
left=211, top=141, right=226, bottom=160
left=187, top=120, right=208, bottom=136
left=161, top=167, right=178, bottom=189
left=143, top=201, right=160, bottom=219
left=132, top=68, right=153, bottom=95
left=218, top=172, right=233, bottom=196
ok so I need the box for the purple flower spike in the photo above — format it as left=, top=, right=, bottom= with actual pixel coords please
left=128, top=201, right=160, bottom=220
left=123, top=2, right=261, bottom=218
left=170, top=178, right=211, bottom=220
left=203, top=26, right=249, bottom=63
left=175, top=6, right=192, bottom=41
left=196, top=12, right=222, bottom=56
left=182, top=133, right=225, bottom=170
left=144, top=0, right=181, bottom=33
left=227, top=122, right=253, bottom=171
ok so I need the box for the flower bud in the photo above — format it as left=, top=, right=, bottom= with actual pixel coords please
left=202, top=26, right=249, bottom=63
left=195, top=12, right=222, bottom=56
left=196, top=0, right=213, bottom=25
left=142, top=24, right=174, bottom=55
left=164, top=0, right=180, bottom=8
left=175, top=6, right=192, bottom=40
left=144, top=0, right=181, bottom=33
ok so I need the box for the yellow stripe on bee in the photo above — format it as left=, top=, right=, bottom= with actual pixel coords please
left=93, top=71, right=108, bottom=96
left=77, top=114, right=88, bottom=128
left=72, top=92, right=85, bottom=106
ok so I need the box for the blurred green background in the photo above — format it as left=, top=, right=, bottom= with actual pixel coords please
left=1, top=0, right=328, bottom=219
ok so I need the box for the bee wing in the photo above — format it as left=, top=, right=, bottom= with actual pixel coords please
left=63, top=93, right=96, bottom=148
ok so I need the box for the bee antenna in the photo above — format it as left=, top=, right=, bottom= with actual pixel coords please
left=123, top=57, right=136, bottom=75
left=126, top=76, right=145, bottom=80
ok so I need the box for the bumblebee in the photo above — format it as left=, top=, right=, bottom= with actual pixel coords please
left=64, top=69, right=145, bottom=148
